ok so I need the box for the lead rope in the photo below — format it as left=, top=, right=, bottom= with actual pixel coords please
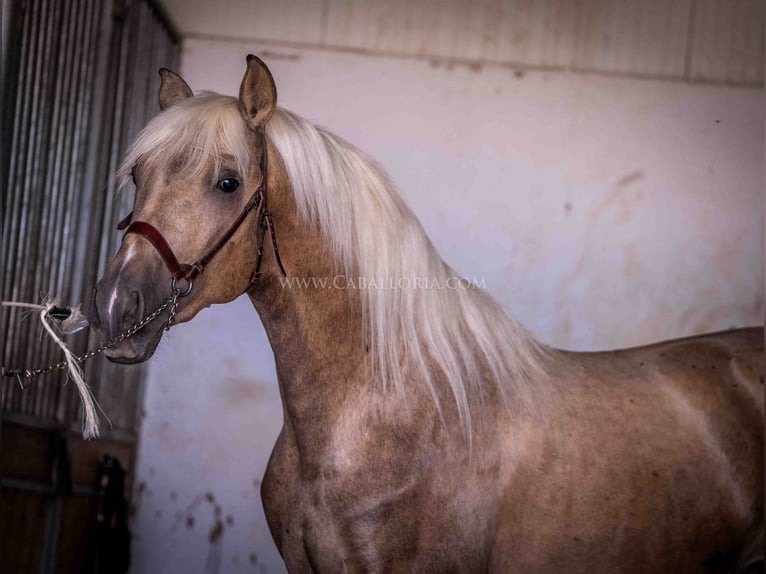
left=1, top=286, right=184, bottom=439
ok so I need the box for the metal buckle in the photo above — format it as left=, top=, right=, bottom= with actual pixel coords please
left=171, top=276, right=193, bottom=297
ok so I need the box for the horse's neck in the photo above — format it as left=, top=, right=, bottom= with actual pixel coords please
left=246, top=149, right=373, bottom=459
left=251, top=271, right=369, bottom=432
left=246, top=145, right=465, bottom=460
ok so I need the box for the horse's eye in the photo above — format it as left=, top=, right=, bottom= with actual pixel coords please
left=217, top=177, right=240, bottom=193
left=131, top=167, right=137, bottom=185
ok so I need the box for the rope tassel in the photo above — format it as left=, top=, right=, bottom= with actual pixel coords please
left=2, top=300, right=108, bottom=439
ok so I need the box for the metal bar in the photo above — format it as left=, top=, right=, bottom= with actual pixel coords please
left=3, top=0, right=36, bottom=413
left=1, top=477, right=102, bottom=498
left=70, top=0, right=112, bottom=317
left=40, top=0, right=77, bottom=422
left=27, top=0, right=58, bottom=417
left=51, top=0, right=86, bottom=424
left=1, top=477, right=55, bottom=494
left=17, top=0, right=49, bottom=417
left=39, top=490, right=62, bottom=574
left=1, top=1, right=33, bottom=394
left=62, top=0, right=99, bottom=427
left=32, top=0, right=73, bottom=421
left=30, top=0, right=62, bottom=422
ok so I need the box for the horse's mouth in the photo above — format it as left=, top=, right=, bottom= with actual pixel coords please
left=104, top=325, right=165, bottom=364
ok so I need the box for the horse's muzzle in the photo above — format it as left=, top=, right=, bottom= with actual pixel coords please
left=89, top=241, right=168, bottom=363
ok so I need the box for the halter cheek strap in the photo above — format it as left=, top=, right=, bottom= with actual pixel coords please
left=117, top=132, right=287, bottom=296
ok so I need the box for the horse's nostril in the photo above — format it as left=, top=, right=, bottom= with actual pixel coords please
left=122, top=291, right=142, bottom=326
left=130, top=291, right=144, bottom=323
left=91, top=281, right=146, bottom=339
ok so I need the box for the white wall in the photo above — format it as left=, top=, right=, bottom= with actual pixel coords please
left=129, top=4, right=763, bottom=574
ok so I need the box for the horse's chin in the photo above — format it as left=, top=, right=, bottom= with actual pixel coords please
left=104, top=326, right=164, bottom=364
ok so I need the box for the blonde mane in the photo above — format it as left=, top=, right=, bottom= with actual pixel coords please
left=119, top=93, right=547, bottom=432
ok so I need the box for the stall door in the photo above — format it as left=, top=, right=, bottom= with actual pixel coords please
left=1, top=1, right=179, bottom=572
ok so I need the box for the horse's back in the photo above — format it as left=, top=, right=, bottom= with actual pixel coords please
left=491, top=327, right=763, bottom=574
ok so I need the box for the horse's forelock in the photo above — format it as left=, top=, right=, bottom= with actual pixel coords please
left=117, top=92, right=252, bottom=191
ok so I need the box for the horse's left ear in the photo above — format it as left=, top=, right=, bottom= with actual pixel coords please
left=158, top=68, right=193, bottom=110
left=239, top=55, right=277, bottom=131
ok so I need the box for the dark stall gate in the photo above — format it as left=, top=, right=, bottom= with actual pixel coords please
left=1, top=1, right=179, bottom=572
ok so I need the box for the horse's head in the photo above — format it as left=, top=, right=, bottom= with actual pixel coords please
left=90, top=56, right=278, bottom=363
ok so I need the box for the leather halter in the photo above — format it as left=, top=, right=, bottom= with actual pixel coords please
left=117, top=129, right=286, bottom=296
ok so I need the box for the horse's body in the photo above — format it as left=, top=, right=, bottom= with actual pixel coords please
left=90, top=57, right=763, bottom=573
left=260, top=290, right=762, bottom=573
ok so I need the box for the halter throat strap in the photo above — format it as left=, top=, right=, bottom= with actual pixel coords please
left=118, top=131, right=286, bottom=294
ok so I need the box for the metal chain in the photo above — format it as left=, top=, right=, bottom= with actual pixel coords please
left=2, top=289, right=181, bottom=389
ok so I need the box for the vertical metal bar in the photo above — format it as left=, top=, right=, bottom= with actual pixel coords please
left=58, top=0, right=93, bottom=305
left=35, top=0, right=66, bottom=321
left=29, top=0, right=72, bottom=419
left=3, top=0, right=37, bottom=413
left=39, top=492, right=62, bottom=574
left=24, top=0, right=54, bottom=416
left=71, top=0, right=115, bottom=427
left=90, top=0, right=140, bottom=422
left=1, top=2, right=31, bottom=399
left=17, top=0, right=49, bottom=417
left=3, top=0, right=34, bottom=306
left=30, top=0, right=64, bottom=421
left=46, top=0, right=85, bottom=423
left=62, top=0, right=100, bottom=427
left=69, top=0, right=112, bottom=315
left=95, top=0, right=132, bottom=278
left=41, top=0, right=78, bottom=421
left=81, top=0, right=130, bottom=400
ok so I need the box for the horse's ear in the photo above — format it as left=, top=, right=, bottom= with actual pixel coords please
left=239, top=55, right=277, bottom=131
left=158, top=68, right=193, bottom=111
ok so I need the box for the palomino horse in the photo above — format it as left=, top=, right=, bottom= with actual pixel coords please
left=90, top=56, right=763, bottom=573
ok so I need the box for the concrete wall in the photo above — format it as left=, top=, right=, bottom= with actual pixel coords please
left=129, top=3, right=763, bottom=573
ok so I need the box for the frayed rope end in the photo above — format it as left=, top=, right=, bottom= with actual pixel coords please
left=38, top=305, right=110, bottom=439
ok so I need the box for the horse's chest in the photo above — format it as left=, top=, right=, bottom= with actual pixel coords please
left=279, top=484, right=347, bottom=572
left=262, top=431, right=493, bottom=572
left=266, top=456, right=426, bottom=571
left=260, top=433, right=367, bottom=570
